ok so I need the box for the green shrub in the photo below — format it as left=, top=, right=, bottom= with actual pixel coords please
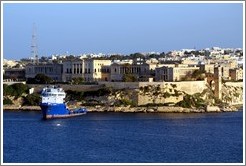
left=122, top=74, right=137, bottom=82
left=3, top=83, right=29, bottom=97
left=171, top=84, right=177, bottom=88
left=163, top=92, right=171, bottom=98
left=3, top=97, right=13, bottom=105
left=118, top=98, right=137, bottom=107
left=66, top=90, right=84, bottom=101
left=175, top=93, right=205, bottom=108
left=83, top=88, right=111, bottom=97
left=23, top=93, right=41, bottom=106
left=3, top=84, right=15, bottom=96
left=11, top=83, right=29, bottom=97
left=71, top=77, right=84, bottom=85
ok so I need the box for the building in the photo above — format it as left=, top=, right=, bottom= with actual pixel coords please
left=199, top=64, right=215, bottom=74
left=110, top=63, right=151, bottom=82
left=25, top=63, right=63, bottom=81
left=62, top=59, right=84, bottom=82
left=155, top=64, right=199, bottom=82
left=3, top=68, right=25, bottom=80
left=101, top=66, right=111, bottom=81
left=84, top=59, right=111, bottom=82
left=229, top=68, right=243, bottom=81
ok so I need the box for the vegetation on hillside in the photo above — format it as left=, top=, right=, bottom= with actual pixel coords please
left=175, top=93, right=205, bottom=108
left=3, top=97, right=13, bottom=105
left=182, top=70, right=206, bottom=81
left=3, top=83, right=29, bottom=98
left=22, top=93, right=41, bottom=106
left=27, top=73, right=53, bottom=84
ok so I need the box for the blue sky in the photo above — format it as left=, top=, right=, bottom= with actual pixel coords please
left=3, top=2, right=243, bottom=60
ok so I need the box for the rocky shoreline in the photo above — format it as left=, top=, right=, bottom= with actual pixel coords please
left=3, top=105, right=240, bottom=113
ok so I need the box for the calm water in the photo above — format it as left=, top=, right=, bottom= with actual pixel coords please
left=3, top=110, right=243, bottom=163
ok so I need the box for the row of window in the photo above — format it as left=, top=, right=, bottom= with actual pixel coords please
left=65, top=68, right=108, bottom=74
left=42, top=94, right=65, bottom=97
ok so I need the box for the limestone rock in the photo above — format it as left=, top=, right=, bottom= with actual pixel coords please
left=206, top=105, right=220, bottom=112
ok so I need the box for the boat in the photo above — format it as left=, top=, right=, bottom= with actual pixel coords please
left=40, top=86, right=87, bottom=119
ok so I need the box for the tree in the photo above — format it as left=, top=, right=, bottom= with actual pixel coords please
left=34, top=74, right=53, bottom=84
left=13, top=64, right=21, bottom=68
left=23, top=93, right=41, bottom=106
left=11, top=83, right=29, bottom=97
left=3, top=83, right=29, bottom=97
left=122, top=74, right=137, bottom=82
left=72, top=77, right=84, bottom=85
left=182, top=70, right=206, bottom=81
left=3, top=97, right=13, bottom=105
left=129, top=53, right=145, bottom=59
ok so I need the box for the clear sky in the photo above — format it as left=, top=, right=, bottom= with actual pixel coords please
left=3, top=2, right=243, bottom=60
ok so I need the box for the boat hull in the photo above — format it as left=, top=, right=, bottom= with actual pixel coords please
left=40, top=103, right=87, bottom=119
left=45, top=112, right=87, bottom=119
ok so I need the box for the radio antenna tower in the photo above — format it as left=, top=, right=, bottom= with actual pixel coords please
left=31, top=23, right=39, bottom=64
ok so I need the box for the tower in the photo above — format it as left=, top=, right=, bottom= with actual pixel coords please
left=31, top=23, right=39, bottom=64
left=214, top=67, right=222, bottom=99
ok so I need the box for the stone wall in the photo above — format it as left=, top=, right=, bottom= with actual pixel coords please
left=28, top=84, right=104, bottom=92
left=222, top=82, right=243, bottom=105
left=98, top=81, right=139, bottom=90
left=139, top=81, right=206, bottom=95
left=99, top=81, right=207, bottom=106
left=137, top=81, right=207, bottom=106
left=99, top=81, right=206, bottom=94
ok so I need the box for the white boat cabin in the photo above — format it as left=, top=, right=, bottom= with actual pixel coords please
left=41, top=86, right=66, bottom=104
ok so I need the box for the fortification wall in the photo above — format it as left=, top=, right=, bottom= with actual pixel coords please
left=137, top=81, right=207, bottom=106
left=139, top=81, right=206, bottom=95
left=98, top=81, right=139, bottom=89
left=222, top=81, right=243, bottom=105
left=28, top=84, right=104, bottom=92
left=137, top=95, right=183, bottom=106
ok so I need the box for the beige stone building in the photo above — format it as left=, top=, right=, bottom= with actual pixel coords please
left=229, top=68, right=243, bottom=81
left=155, top=64, right=199, bottom=81
left=101, top=66, right=111, bottom=81
left=110, top=63, right=151, bottom=82
left=199, top=64, right=215, bottom=74
left=84, top=59, right=111, bottom=82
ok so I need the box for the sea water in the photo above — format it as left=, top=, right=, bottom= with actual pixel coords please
left=3, top=110, right=243, bottom=163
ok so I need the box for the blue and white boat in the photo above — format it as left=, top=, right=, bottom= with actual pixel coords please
left=40, top=86, right=87, bottom=119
